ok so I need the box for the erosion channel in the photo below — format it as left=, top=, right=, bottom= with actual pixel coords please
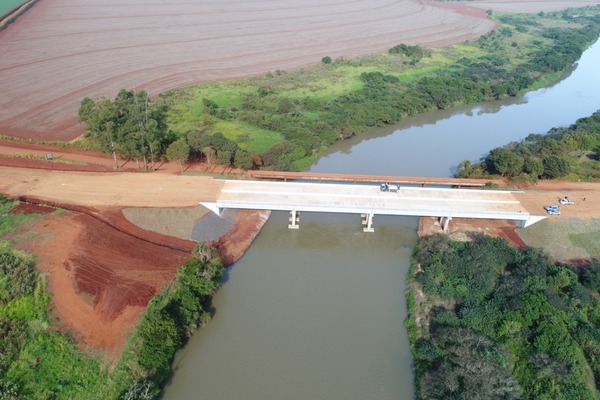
left=162, top=38, right=600, bottom=399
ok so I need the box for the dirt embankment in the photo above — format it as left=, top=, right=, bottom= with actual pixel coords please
left=0, top=143, right=269, bottom=358
left=18, top=209, right=192, bottom=358
left=12, top=198, right=268, bottom=358
left=418, top=180, right=600, bottom=257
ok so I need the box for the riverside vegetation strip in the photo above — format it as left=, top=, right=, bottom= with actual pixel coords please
left=153, top=7, right=600, bottom=171
left=75, top=8, right=600, bottom=172
left=407, top=234, right=600, bottom=399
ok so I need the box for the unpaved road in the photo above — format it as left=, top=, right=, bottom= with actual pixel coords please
left=0, top=166, right=224, bottom=207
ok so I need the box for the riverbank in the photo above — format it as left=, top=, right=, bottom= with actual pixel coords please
left=417, top=179, right=600, bottom=261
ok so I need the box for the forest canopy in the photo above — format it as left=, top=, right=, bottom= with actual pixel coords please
left=407, top=234, right=600, bottom=400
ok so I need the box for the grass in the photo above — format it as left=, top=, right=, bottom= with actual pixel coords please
left=0, top=0, right=29, bottom=17
left=517, top=218, right=600, bottom=260
left=212, top=120, right=282, bottom=154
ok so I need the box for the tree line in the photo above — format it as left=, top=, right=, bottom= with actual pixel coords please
left=79, top=10, right=600, bottom=172
left=407, top=233, right=600, bottom=400
left=199, top=10, right=600, bottom=170
left=456, top=110, right=600, bottom=182
left=79, top=89, right=255, bottom=171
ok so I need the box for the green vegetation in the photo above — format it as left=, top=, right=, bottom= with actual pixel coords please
left=408, top=233, right=600, bottom=399
left=155, top=7, right=600, bottom=170
left=76, top=9, right=600, bottom=171
left=0, top=0, right=37, bottom=32
left=457, top=110, right=600, bottom=182
left=0, top=0, right=29, bottom=18
left=0, top=195, right=224, bottom=399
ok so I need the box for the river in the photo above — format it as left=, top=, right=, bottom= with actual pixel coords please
left=162, top=38, right=600, bottom=399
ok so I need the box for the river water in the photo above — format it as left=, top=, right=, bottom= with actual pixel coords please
left=163, top=39, right=600, bottom=399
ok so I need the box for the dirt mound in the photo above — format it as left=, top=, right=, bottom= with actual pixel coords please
left=8, top=202, right=55, bottom=214
left=418, top=216, right=527, bottom=248
left=19, top=209, right=192, bottom=358
left=211, top=209, right=271, bottom=266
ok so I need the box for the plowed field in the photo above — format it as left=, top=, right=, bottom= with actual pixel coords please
left=0, top=0, right=499, bottom=141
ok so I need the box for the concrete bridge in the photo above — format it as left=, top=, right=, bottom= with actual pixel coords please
left=201, top=179, right=545, bottom=232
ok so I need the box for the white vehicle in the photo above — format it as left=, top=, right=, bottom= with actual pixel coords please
left=559, top=197, right=574, bottom=205
left=380, top=183, right=400, bottom=192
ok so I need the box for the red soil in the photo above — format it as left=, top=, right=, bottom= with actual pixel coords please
left=418, top=216, right=528, bottom=248
left=0, top=141, right=264, bottom=358
left=19, top=210, right=192, bottom=358
left=8, top=202, right=55, bottom=214
left=0, top=0, right=500, bottom=141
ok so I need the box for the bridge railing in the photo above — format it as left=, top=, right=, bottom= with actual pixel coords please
left=248, top=171, right=494, bottom=188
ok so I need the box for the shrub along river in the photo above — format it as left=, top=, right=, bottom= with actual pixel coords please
left=162, top=39, right=600, bottom=399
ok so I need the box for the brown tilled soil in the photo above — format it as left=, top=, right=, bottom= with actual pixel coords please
left=0, top=0, right=501, bottom=141
left=455, top=0, right=600, bottom=13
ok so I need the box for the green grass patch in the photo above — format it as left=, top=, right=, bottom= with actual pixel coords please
left=570, top=225, right=600, bottom=256
left=211, top=120, right=282, bottom=154
left=0, top=0, right=28, bottom=17
left=518, top=219, right=600, bottom=260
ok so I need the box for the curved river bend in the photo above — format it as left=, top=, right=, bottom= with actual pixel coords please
left=163, top=39, right=600, bottom=399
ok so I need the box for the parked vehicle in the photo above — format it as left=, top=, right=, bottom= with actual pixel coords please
left=559, top=197, right=574, bottom=205
left=544, top=205, right=560, bottom=215
left=380, top=183, right=400, bottom=192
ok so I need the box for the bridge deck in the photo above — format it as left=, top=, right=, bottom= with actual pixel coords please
left=206, top=180, right=543, bottom=226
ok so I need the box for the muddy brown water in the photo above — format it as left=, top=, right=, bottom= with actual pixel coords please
left=163, top=39, right=600, bottom=399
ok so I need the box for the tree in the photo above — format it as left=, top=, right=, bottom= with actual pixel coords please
left=216, top=150, right=232, bottom=166
left=233, top=149, right=253, bottom=170
left=486, top=147, right=524, bottom=177
left=524, top=156, right=544, bottom=179
left=321, top=56, right=332, bottom=64
left=78, top=89, right=169, bottom=169
left=542, top=155, right=569, bottom=178
left=166, top=139, right=190, bottom=172
left=202, top=146, right=216, bottom=167
left=78, top=97, right=119, bottom=167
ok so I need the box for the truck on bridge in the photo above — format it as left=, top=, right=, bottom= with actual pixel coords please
left=380, top=183, right=400, bottom=192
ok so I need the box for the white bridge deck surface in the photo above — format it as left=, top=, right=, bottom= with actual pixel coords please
left=202, top=180, right=545, bottom=227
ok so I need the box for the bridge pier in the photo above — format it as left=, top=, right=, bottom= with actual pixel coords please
left=361, top=212, right=375, bottom=233
left=288, top=209, right=300, bottom=229
left=439, top=216, right=452, bottom=232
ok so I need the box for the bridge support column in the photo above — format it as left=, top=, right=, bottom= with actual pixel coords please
left=361, top=212, right=375, bottom=233
left=288, top=209, right=300, bottom=229
left=439, top=216, right=452, bottom=232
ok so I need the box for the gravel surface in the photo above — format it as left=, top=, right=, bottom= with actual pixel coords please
left=192, top=208, right=239, bottom=242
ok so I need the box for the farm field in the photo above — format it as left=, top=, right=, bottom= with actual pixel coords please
left=1, top=0, right=498, bottom=141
